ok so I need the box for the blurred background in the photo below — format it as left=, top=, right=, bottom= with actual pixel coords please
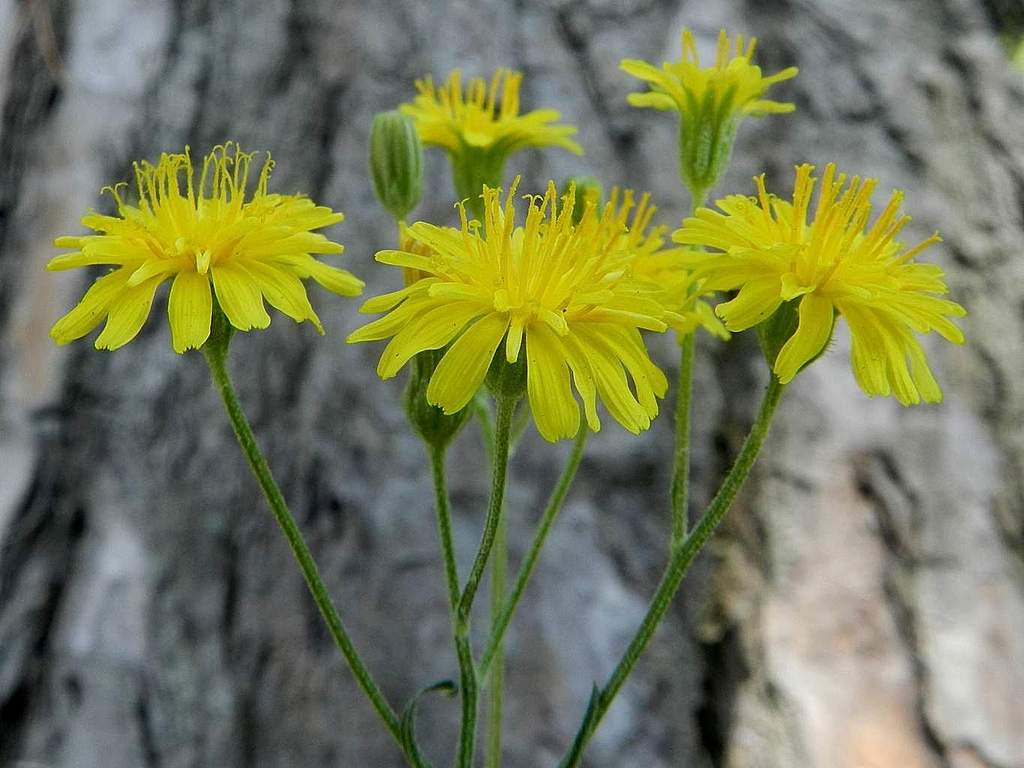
left=1, top=0, right=1023, bottom=766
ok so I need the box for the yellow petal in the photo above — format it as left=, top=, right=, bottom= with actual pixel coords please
left=211, top=264, right=271, bottom=331
left=773, top=293, right=834, bottom=383
left=572, top=327, right=648, bottom=434
left=377, top=302, right=484, bottom=379
left=376, top=249, right=435, bottom=273
left=94, top=275, right=165, bottom=350
left=716, top=277, right=782, bottom=331
left=168, top=271, right=213, bottom=353
left=427, top=313, right=510, bottom=414
left=304, top=259, right=364, bottom=297
left=561, top=334, right=600, bottom=432
left=347, top=297, right=435, bottom=344
left=525, top=325, right=580, bottom=442
left=50, top=269, right=133, bottom=345
left=246, top=261, right=322, bottom=331
left=360, top=280, right=435, bottom=314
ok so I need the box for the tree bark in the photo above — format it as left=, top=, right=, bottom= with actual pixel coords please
left=1, top=0, right=1022, bottom=766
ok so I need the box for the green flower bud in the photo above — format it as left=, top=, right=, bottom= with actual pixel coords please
left=404, top=349, right=470, bottom=449
left=560, top=176, right=603, bottom=225
left=678, top=105, right=737, bottom=205
left=369, top=111, right=424, bottom=222
left=485, top=351, right=527, bottom=403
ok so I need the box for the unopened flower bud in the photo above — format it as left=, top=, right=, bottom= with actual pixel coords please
left=369, top=111, right=423, bottom=222
left=405, top=349, right=470, bottom=449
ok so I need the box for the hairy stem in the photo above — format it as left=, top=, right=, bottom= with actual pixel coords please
left=203, top=324, right=402, bottom=753
left=558, top=377, right=785, bottom=768
left=454, top=395, right=515, bottom=768
left=478, top=425, right=587, bottom=680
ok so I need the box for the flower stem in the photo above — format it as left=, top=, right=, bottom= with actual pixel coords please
left=202, top=324, right=402, bottom=752
left=485, top=506, right=507, bottom=768
left=454, top=395, right=515, bottom=768
left=668, top=191, right=707, bottom=548
left=457, top=395, right=515, bottom=625
left=427, top=444, right=476, bottom=768
left=558, top=377, right=785, bottom=768
left=478, top=425, right=587, bottom=681
left=669, top=332, right=696, bottom=547
left=428, top=446, right=461, bottom=613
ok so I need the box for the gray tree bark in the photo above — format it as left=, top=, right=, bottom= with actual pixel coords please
left=1, top=0, right=1022, bottom=766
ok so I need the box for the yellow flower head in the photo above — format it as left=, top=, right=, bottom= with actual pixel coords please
left=614, top=188, right=730, bottom=341
left=401, top=69, right=583, bottom=159
left=348, top=180, right=670, bottom=442
left=621, top=28, right=798, bottom=196
left=621, top=28, right=798, bottom=120
left=48, top=143, right=363, bottom=353
left=674, top=163, right=967, bottom=405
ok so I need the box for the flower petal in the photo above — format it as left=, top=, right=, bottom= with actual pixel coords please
left=773, top=292, right=835, bottom=383
left=50, top=268, right=133, bottom=345
left=427, top=312, right=510, bottom=414
left=94, top=275, right=165, bottom=350
left=211, top=263, right=271, bottom=332
left=715, top=277, right=783, bottom=331
left=526, top=325, right=580, bottom=442
left=168, top=271, right=213, bottom=353
left=377, top=302, right=485, bottom=379
left=245, top=261, right=322, bottom=331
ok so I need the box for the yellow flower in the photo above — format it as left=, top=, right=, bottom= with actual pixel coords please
left=48, top=143, right=363, bottom=353
left=621, top=28, right=798, bottom=196
left=673, top=163, right=966, bottom=404
left=348, top=180, right=669, bottom=442
left=622, top=28, right=798, bottom=118
left=400, top=69, right=582, bottom=202
left=402, top=68, right=583, bottom=159
left=614, top=188, right=730, bottom=341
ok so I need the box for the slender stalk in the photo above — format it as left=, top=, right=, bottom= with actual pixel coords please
left=478, top=425, right=587, bottom=680
left=668, top=190, right=707, bottom=547
left=428, top=447, right=461, bottom=613
left=457, top=395, right=515, bottom=623
left=203, top=334, right=403, bottom=751
left=669, top=332, right=696, bottom=547
left=558, top=377, right=785, bottom=768
left=485, top=506, right=507, bottom=768
left=427, top=444, right=477, bottom=768
left=454, top=395, right=515, bottom=768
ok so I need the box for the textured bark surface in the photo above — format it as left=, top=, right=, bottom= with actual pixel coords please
left=1, top=0, right=1023, bottom=766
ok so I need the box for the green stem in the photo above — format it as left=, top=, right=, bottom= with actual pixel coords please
left=429, top=446, right=461, bottom=614
left=457, top=395, right=515, bottom=623
left=455, top=395, right=515, bottom=768
left=558, top=377, right=785, bottom=768
left=427, top=444, right=475, bottom=768
left=202, top=326, right=403, bottom=753
left=478, top=425, right=587, bottom=681
left=668, top=191, right=707, bottom=548
left=669, top=332, right=696, bottom=547
left=485, top=505, right=507, bottom=768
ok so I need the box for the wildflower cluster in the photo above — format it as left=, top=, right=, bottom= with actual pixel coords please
left=45, top=23, right=967, bottom=768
